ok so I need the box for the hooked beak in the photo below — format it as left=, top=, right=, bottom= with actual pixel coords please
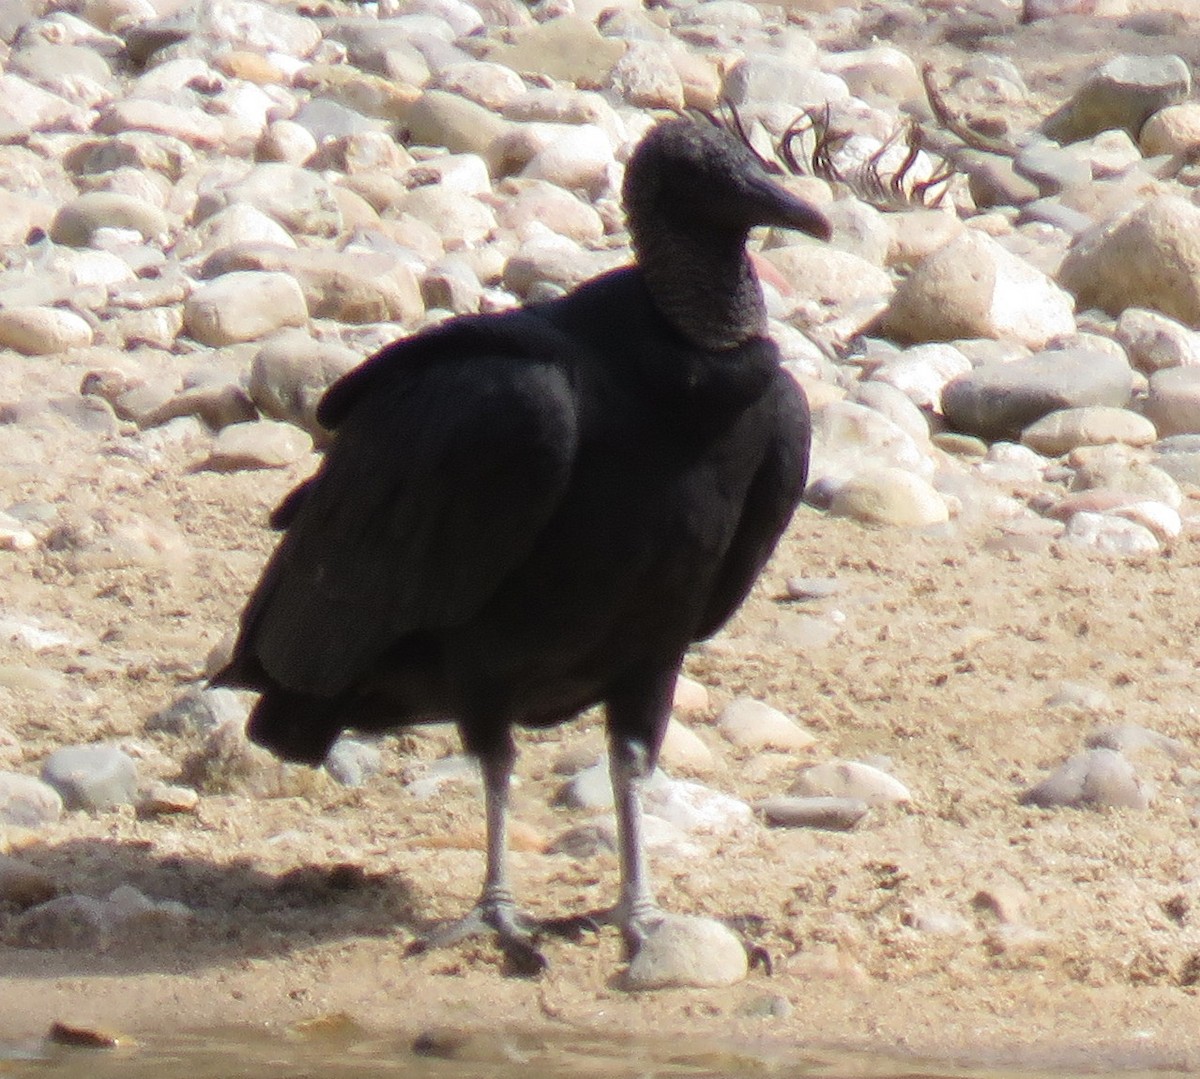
left=743, top=173, right=832, bottom=242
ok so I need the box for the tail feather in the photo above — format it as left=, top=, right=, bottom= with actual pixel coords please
left=247, top=687, right=345, bottom=766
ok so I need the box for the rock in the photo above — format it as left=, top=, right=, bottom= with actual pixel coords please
left=1061, top=511, right=1159, bottom=556
left=50, top=191, right=169, bottom=247
left=1058, top=195, right=1200, bottom=325
left=1020, top=406, right=1157, bottom=456
left=11, top=885, right=192, bottom=950
left=404, top=755, right=482, bottom=800
left=790, top=760, right=912, bottom=805
left=1020, top=747, right=1152, bottom=808
left=719, top=697, right=816, bottom=752
left=866, top=343, right=972, bottom=415
left=964, top=152, right=1041, bottom=209
left=0, top=306, right=93, bottom=355
left=180, top=720, right=331, bottom=799
left=519, top=124, right=615, bottom=199
left=1085, top=723, right=1189, bottom=761
left=403, top=90, right=512, bottom=166
left=40, top=744, right=138, bottom=811
left=1139, top=101, right=1200, bottom=157
left=879, top=230, right=1076, bottom=349
left=147, top=685, right=248, bottom=736
left=657, top=718, right=714, bottom=774
left=828, top=467, right=950, bottom=528
left=762, top=243, right=893, bottom=332
left=1143, top=367, right=1200, bottom=437
left=324, top=738, right=383, bottom=787
left=641, top=774, right=753, bottom=836
left=942, top=348, right=1133, bottom=443
left=556, top=760, right=612, bottom=810
left=806, top=400, right=934, bottom=497
left=210, top=163, right=343, bottom=237
left=0, top=854, right=59, bottom=908
left=755, top=795, right=869, bottom=831
left=205, top=420, right=313, bottom=472
left=609, top=41, right=685, bottom=111
left=1116, top=307, right=1200, bottom=373
left=136, top=782, right=199, bottom=817
left=1069, top=445, right=1182, bottom=508
left=623, top=913, right=748, bottom=990
left=94, top=98, right=226, bottom=149
left=249, top=330, right=362, bottom=440
left=203, top=244, right=424, bottom=326
left=671, top=675, right=708, bottom=715
left=1042, top=54, right=1191, bottom=144
left=479, top=16, right=626, bottom=87
left=183, top=271, right=308, bottom=347
left=548, top=813, right=701, bottom=861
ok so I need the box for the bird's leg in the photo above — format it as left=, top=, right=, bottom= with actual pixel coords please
left=409, top=735, right=590, bottom=975
left=609, top=734, right=666, bottom=958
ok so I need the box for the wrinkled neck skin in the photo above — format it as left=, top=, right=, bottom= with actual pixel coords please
left=633, top=223, right=768, bottom=352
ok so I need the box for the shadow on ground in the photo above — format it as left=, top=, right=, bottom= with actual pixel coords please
left=1, top=837, right=421, bottom=976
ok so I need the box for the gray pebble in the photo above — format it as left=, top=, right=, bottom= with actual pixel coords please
left=40, top=744, right=139, bottom=811
left=324, top=738, right=383, bottom=787
left=147, top=685, right=248, bottom=735
left=755, top=795, right=869, bottom=831
left=1020, top=747, right=1152, bottom=809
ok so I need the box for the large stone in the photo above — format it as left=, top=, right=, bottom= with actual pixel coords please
left=0, top=306, right=93, bottom=355
left=1143, top=367, right=1200, bottom=437
left=1021, top=406, right=1157, bottom=456
left=50, top=191, right=169, bottom=247
left=201, top=244, right=424, bottom=326
left=250, top=329, right=362, bottom=439
left=41, top=745, right=138, bottom=811
left=1058, top=195, right=1200, bottom=326
left=828, top=467, right=950, bottom=528
left=183, top=271, right=308, bottom=346
left=942, top=348, right=1133, bottom=442
left=880, top=230, right=1076, bottom=349
left=1042, top=54, right=1191, bottom=144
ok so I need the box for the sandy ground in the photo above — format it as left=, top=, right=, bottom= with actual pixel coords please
left=3, top=418, right=1200, bottom=1072
left=5, top=7, right=1200, bottom=1072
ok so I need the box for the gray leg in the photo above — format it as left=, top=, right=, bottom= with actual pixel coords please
left=609, top=735, right=665, bottom=957
left=410, top=742, right=589, bottom=975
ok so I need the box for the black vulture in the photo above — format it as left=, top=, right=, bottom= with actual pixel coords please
left=214, top=116, right=830, bottom=973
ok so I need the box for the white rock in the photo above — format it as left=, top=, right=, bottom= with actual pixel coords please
left=869, top=343, right=973, bottom=414
left=521, top=124, right=615, bottom=198
left=206, top=420, right=313, bottom=471
left=790, top=760, right=912, bottom=805
left=1059, top=195, right=1200, bottom=325
left=1062, top=511, right=1159, bottom=556
left=642, top=774, right=753, bottom=836
left=808, top=400, right=935, bottom=494
left=1021, top=406, right=1157, bottom=456
left=623, top=913, right=748, bottom=990
left=718, top=697, right=816, bottom=752
left=883, top=230, right=1076, bottom=348
left=183, top=271, right=308, bottom=346
left=0, top=306, right=93, bottom=355
left=828, top=467, right=950, bottom=528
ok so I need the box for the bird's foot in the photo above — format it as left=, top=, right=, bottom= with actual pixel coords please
left=407, top=901, right=596, bottom=977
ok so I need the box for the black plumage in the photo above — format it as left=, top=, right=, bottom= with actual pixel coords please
left=214, top=117, right=830, bottom=971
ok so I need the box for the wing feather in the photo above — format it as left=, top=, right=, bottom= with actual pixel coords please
left=244, top=341, right=578, bottom=697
